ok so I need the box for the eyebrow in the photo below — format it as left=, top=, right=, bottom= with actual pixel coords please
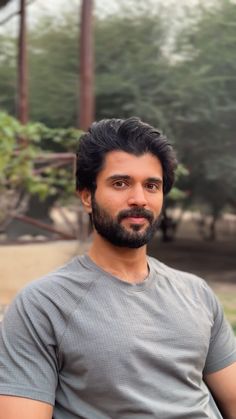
left=146, top=177, right=163, bottom=185
left=106, top=175, right=163, bottom=184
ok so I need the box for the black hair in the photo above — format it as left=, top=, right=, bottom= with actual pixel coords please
left=76, top=116, right=177, bottom=195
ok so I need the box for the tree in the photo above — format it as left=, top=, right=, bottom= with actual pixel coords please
left=0, top=0, right=29, bottom=124
left=28, top=15, right=78, bottom=127
left=1, top=0, right=235, bottom=242
left=0, top=34, right=16, bottom=114
left=0, top=0, right=12, bottom=7
left=167, top=0, right=236, bottom=237
left=0, top=111, right=82, bottom=237
left=95, top=7, right=172, bottom=131
left=0, top=1, right=16, bottom=113
left=20, top=3, right=173, bottom=131
left=0, top=2, right=174, bottom=130
left=78, top=0, right=95, bottom=130
left=18, top=0, right=29, bottom=124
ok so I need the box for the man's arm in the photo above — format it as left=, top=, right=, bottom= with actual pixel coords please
left=204, top=361, right=236, bottom=419
left=0, top=396, right=53, bottom=419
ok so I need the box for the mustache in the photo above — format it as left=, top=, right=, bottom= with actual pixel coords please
left=117, top=208, right=154, bottom=223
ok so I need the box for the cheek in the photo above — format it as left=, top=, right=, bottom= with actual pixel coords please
left=159, top=195, right=164, bottom=208
left=96, top=188, right=127, bottom=209
left=94, top=191, right=121, bottom=216
left=107, top=199, right=125, bottom=217
left=152, top=195, right=164, bottom=214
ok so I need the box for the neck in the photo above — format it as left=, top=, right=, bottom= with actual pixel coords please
left=88, top=232, right=149, bottom=284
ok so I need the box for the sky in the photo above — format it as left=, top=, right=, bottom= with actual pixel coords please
left=0, top=0, right=217, bottom=35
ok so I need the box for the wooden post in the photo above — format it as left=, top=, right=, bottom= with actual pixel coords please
left=78, top=0, right=95, bottom=130
left=18, top=0, right=28, bottom=125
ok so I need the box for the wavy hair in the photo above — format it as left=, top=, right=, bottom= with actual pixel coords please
left=76, top=117, right=177, bottom=195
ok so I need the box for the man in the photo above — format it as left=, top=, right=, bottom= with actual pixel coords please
left=0, top=117, right=236, bottom=419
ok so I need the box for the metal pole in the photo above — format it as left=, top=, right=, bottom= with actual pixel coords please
left=18, top=0, right=28, bottom=125
left=78, top=0, right=95, bottom=130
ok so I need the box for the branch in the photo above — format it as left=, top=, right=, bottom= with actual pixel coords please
left=0, top=9, right=20, bottom=25
left=0, top=0, right=37, bottom=26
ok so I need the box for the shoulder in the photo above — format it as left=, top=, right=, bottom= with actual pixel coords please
left=148, top=255, right=206, bottom=287
left=4, top=254, right=96, bottom=339
left=148, top=256, right=218, bottom=309
left=16, top=255, right=90, bottom=302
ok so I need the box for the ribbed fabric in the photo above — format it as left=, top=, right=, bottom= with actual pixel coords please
left=0, top=254, right=235, bottom=419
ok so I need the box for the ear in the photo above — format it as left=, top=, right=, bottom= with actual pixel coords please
left=77, top=189, right=92, bottom=213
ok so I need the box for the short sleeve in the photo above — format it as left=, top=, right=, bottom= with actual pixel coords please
left=203, top=284, right=236, bottom=375
left=0, top=286, right=59, bottom=405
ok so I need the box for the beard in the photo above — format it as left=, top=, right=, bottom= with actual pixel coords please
left=91, top=196, right=162, bottom=248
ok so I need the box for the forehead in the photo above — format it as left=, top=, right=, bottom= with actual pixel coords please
left=97, top=151, right=163, bottom=180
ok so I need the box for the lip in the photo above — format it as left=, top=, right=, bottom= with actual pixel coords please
left=123, top=217, right=147, bottom=224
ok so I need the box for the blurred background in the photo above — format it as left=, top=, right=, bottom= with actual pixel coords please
left=0, top=0, right=235, bottom=332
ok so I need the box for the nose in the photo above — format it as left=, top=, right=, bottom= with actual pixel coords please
left=127, top=184, right=148, bottom=207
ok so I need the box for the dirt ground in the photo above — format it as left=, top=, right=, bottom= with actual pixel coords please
left=2, top=231, right=235, bottom=327
left=148, top=236, right=236, bottom=284
left=1, top=234, right=235, bottom=298
left=0, top=240, right=88, bottom=306
left=148, top=236, right=236, bottom=331
left=1, top=209, right=236, bottom=324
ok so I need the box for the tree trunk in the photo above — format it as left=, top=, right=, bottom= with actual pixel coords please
left=208, top=215, right=217, bottom=241
left=18, top=0, right=28, bottom=125
left=77, top=0, right=95, bottom=130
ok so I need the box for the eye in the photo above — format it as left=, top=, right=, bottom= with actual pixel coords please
left=145, top=183, right=160, bottom=192
left=113, top=180, right=128, bottom=189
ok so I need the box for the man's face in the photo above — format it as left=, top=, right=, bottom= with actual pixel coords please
left=84, top=151, right=164, bottom=248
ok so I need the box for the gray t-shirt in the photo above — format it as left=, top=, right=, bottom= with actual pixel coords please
left=0, top=255, right=236, bottom=418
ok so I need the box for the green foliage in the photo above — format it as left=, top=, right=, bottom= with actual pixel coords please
left=0, top=0, right=236, bottom=222
left=28, top=15, right=78, bottom=127
left=169, top=0, right=236, bottom=216
left=0, top=35, right=16, bottom=114
left=95, top=7, right=172, bottom=131
left=168, top=164, right=189, bottom=202
left=0, top=3, right=173, bottom=130
left=0, top=112, right=82, bottom=202
left=0, top=112, right=22, bottom=188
